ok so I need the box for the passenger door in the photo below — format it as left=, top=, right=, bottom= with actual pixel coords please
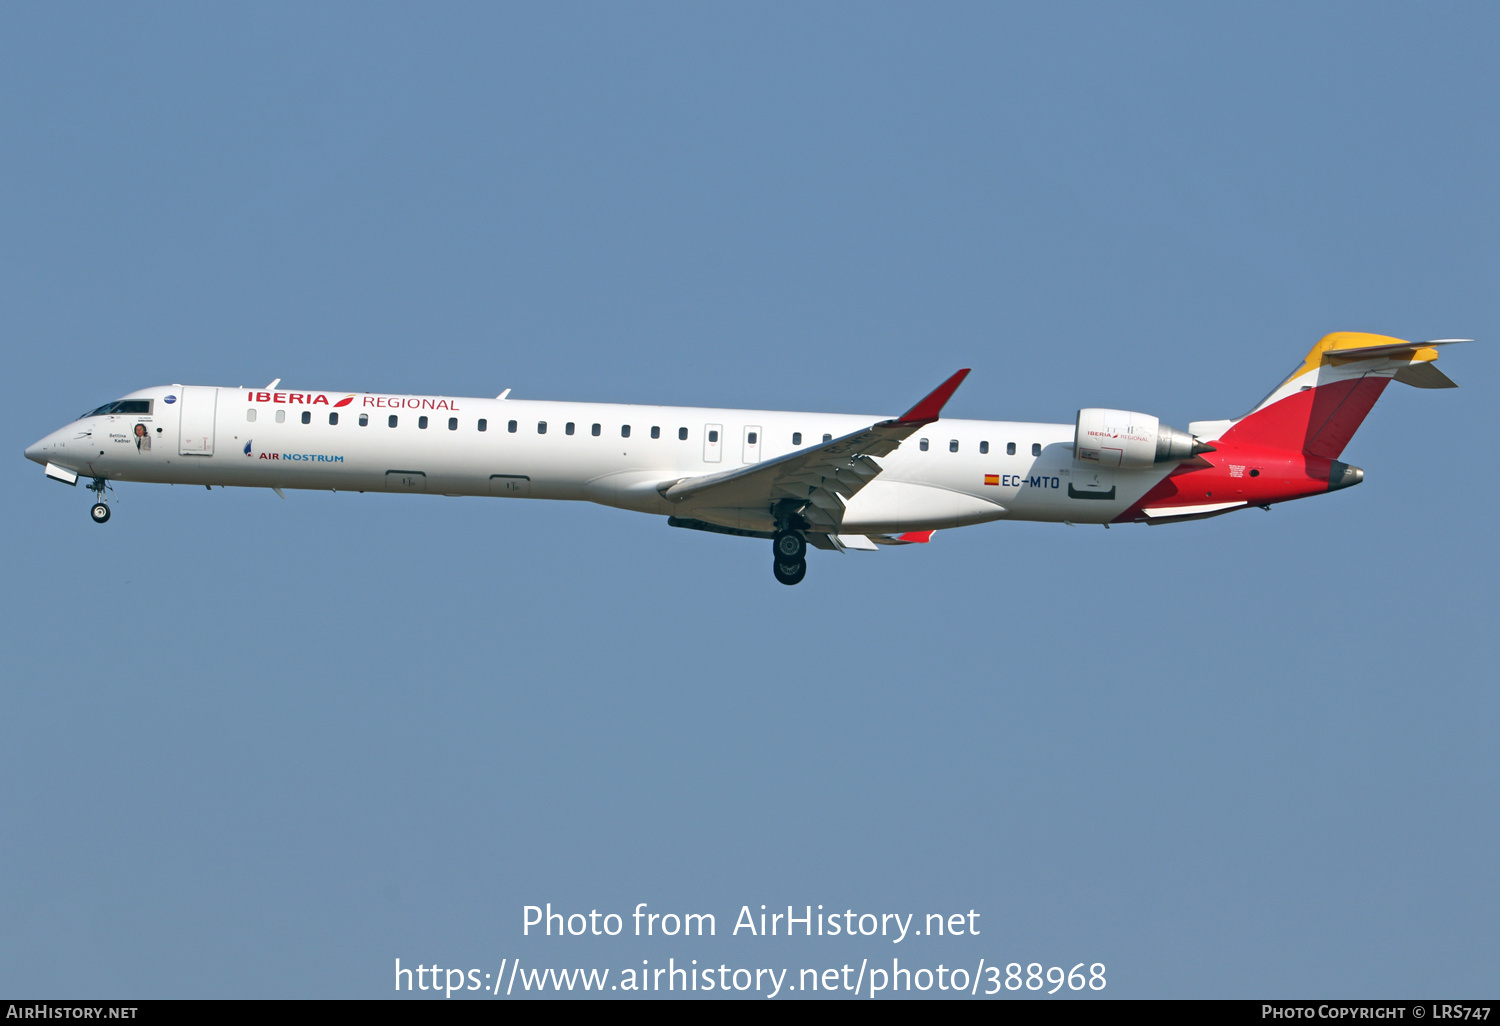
left=177, top=386, right=217, bottom=455
left=703, top=424, right=722, bottom=463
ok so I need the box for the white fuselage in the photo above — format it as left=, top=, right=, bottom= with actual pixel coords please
left=27, top=384, right=1178, bottom=533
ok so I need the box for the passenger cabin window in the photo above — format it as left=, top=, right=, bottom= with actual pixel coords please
left=949, top=439, right=958, bottom=452
left=792, top=432, right=802, bottom=446
left=478, top=419, right=487, bottom=432
left=275, top=410, right=285, bottom=424
left=418, top=415, right=428, bottom=429
left=708, top=430, right=719, bottom=443
left=508, top=420, right=517, bottom=433
left=301, top=411, right=311, bottom=424
left=329, top=412, right=338, bottom=425
left=538, top=421, right=547, bottom=434
left=1006, top=442, right=1016, bottom=455
left=823, top=433, right=832, bottom=443
left=388, top=415, right=398, bottom=428
left=246, top=409, right=257, bottom=423
left=979, top=441, right=989, bottom=454
left=651, top=426, right=660, bottom=439
left=919, top=438, right=929, bottom=451
left=1032, top=442, right=1042, bottom=456
left=565, top=422, right=575, bottom=435
left=449, top=417, right=458, bottom=431
left=359, top=413, right=369, bottom=426
left=621, top=425, right=631, bottom=438
left=591, top=423, right=601, bottom=436
left=678, top=427, right=688, bottom=440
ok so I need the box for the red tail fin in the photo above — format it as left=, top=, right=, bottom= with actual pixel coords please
left=1217, top=332, right=1463, bottom=459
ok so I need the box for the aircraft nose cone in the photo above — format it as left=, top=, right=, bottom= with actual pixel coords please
left=24, top=438, right=48, bottom=465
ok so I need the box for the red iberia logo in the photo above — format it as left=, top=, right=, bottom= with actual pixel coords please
left=333, top=395, right=355, bottom=407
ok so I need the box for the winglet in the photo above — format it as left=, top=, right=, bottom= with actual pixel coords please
left=896, top=369, right=970, bottom=425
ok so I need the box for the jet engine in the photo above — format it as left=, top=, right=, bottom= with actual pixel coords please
left=1074, top=408, right=1204, bottom=468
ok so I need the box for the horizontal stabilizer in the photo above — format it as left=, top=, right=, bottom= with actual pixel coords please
left=1393, top=363, right=1458, bottom=389
left=1323, top=337, right=1472, bottom=361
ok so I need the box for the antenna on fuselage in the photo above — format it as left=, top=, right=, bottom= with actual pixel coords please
left=266, top=378, right=281, bottom=390
left=496, top=389, right=511, bottom=400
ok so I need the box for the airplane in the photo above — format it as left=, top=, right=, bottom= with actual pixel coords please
left=25, top=332, right=1471, bottom=585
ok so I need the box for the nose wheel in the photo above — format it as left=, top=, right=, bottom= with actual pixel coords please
left=86, top=477, right=112, bottom=524
left=772, top=529, right=807, bottom=585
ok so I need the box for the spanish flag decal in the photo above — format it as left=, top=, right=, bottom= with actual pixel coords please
left=984, top=474, right=999, bottom=486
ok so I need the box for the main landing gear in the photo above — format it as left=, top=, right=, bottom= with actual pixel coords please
left=87, top=477, right=111, bottom=524
left=772, top=528, right=807, bottom=586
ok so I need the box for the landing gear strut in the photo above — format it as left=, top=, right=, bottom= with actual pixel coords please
left=87, top=477, right=111, bottom=524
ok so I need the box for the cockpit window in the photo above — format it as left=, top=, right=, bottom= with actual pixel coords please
left=84, top=399, right=152, bottom=417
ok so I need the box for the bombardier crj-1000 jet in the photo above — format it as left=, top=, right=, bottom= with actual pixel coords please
left=26, top=332, right=1471, bottom=585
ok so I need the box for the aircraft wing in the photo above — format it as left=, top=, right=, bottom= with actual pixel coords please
left=658, top=370, right=970, bottom=532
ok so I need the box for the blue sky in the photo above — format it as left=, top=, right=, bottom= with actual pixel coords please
left=3, top=2, right=1496, bottom=998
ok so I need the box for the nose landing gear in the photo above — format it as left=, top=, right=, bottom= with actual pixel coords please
left=86, top=477, right=111, bottom=524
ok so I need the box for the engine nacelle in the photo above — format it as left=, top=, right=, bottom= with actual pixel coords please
left=1075, top=408, right=1199, bottom=468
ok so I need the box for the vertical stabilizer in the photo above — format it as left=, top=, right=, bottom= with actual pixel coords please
left=1217, top=333, right=1466, bottom=458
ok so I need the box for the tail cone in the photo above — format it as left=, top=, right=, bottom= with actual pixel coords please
left=1328, top=461, right=1364, bottom=491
